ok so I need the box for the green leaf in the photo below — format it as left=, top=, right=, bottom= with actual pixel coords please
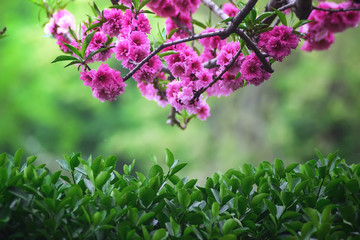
left=165, top=148, right=174, bottom=168
left=85, top=46, right=112, bottom=61
left=273, top=8, right=287, bottom=26
left=138, top=0, right=152, bottom=10
left=158, top=51, right=178, bottom=58
left=170, top=163, right=187, bottom=177
left=274, top=158, right=285, bottom=177
left=255, top=12, right=276, bottom=23
left=63, top=43, right=83, bottom=58
left=192, top=19, right=207, bottom=29
left=70, top=153, right=80, bottom=171
left=251, top=193, right=269, bottom=207
left=212, top=202, right=220, bottom=218
left=149, top=165, right=163, bottom=178
left=293, top=19, right=311, bottom=30
left=301, top=222, right=315, bottom=240
left=177, top=189, right=191, bottom=208
left=285, top=163, right=298, bottom=173
left=109, top=4, right=129, bottom=10
left=137, top=212, right=155, bottom=226
left=264, top=199, right=277, bottom=217
left=56, top=159, right=70, bottom=172
left=104, top=155, right=117, bottom=169
left=14, top=149, right=23, bottom=167
left=346, top=179, right=359, bottom=194
left=51, top=55, right=79, bottom=64
left=305, top=208, right=319, bottom=228
left=95, top=171, right=110, bottom=189
left=219, top=234, right=237, bottom=240
left=81, top=31, right=96, bottom=56
left=152, top=228, right=168, bottom=240
left=139, top=187, right=155, bottom=208
left=64, top=60, right=81, bottom=68
left=222, top=219, right=238, bottom=234
left=86, top=22, right=103, bottom=33
left=167, top=28, right=178, bottom=40
left=142, top=225, right=150, bottom=240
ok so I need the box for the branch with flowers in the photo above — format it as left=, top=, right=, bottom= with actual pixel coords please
left=31, top=0, right=360, bottom=129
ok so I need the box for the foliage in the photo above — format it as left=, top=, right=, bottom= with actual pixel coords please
left=1, top=149, right=359, bottom=239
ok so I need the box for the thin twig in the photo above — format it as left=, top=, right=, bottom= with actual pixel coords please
left=191, top=47, right=243, bottom=103
left=171, top=16, right=193, bottom=36
left=123, top=30, right=227, bottom=81
left=312, top=6, right=360, bottom=12
left=110, top=0, right=119, bottom=5
left=235, top=29, right=273, bottom=73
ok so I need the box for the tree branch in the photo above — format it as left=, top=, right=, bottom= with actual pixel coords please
left=122, top=0, right=273, bottom=84
left=201, top=0, right=229, bottom=21
left=191, top=47, right=243, bottom=104
left=171, top=16, right=193, bottom=36
left=235, top=29, right=273, bottom=73
left=110, top=0, right=119, bottom=5
left=312, top=6, right=360, bottom=12
left=123, top=30, right=227, bottom=81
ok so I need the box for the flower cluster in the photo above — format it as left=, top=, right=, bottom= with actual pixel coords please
left=44, top=9, right=76, bottom=53
left=258, top=26, right=299, bottom=62
left=301, top=0, right=360, bottom=52
left=80, top=64, right=126, bottom=102
left=41, top=0, right=360, bottom=126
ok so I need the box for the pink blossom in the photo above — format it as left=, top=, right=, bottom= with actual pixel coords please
left=222, top=3, right=239, bottom=17
left=217, top=41, right=243, bottom=74
left=258, top=26, right=299, bottom=62
left=129, top=45, right=149, bottom=63
left=198, top=28, right=226, bottom=49
left=133, top=55, right=162, bottom=83
left=174, top=0, right=201, bottom=15
left=240, top=53, right=271, bottom=86
left=192, top=100, right=210, bottom=121
left=165, top=14, right=192, bottom=38
left=219, top=72, right=244, bottom=91
left=114, top=38, right=131, bottom=61
left=301, top=31, right=335, bottom=52
left=80, top=64, right=126, bottom=102
left=101, top=8, right=124, bottom=37
left=45, top=10, right=76, bottom=35
left=132, top=13, right=151, bottom=34
left=137, top=82, right=167, bottom=107
left=152, top=0, right=178, bottom=17
left=129, top=31, right=150, bottom=48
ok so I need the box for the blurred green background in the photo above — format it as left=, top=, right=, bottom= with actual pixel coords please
left=1, top=0, right=359, bottom=179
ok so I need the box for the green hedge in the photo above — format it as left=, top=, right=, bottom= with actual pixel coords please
left=0, top=149, right=359, bottom=239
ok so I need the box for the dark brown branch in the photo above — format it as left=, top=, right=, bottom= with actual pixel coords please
left=191, top=47, right=243, bottom=104
left=235, top=29, right=273, bottom=73
left=123, top=30, right=227, bottom=81
left=312, top=6, right=360, bottom=12
left=203, top=58, right=218, bottom=69
left=122, top=0, right=272, bottom=83
left=110, top=0, right=119, bottom=5
left=167, top=107, right=187, bottom=129
left=294, top=0, right=312, bottom=19
left=171, top=16, right=193, bottom=36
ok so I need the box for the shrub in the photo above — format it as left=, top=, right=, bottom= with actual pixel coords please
left=0, top=149, right=359, bottom=239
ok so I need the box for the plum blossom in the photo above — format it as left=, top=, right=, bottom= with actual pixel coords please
left=222, top=3, right=239, bottom=17
left=258, top=26, right=299, bottom=62
left=80, top=64, right=126, bottom=102
left=240, top=53, right=271, bottom=86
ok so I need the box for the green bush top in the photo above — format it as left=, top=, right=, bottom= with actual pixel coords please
left=0, top=149, right=359, bottom=239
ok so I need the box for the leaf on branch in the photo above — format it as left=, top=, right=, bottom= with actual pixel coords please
left=52, top=55, right=80, bottom=63
left=63, top=43, right=83, bottom=59
left=273, top=8, right=288, bottom=26
left=85, top=47, right=113, bottom=61
left=81, top=31, right=96, bottom=56
left=109, top=4, right=129, bottom=10
left=64, top=60, right=82, bottom=68
left=86, top=22, right=103, bottom=33
left=167, top=28, right=178, bottom=40
left=255, top=12, right=276, bottom=24
left=191, top=19, right=207, bottom=29
left=138, top=0, right=152, bottom=11
left=158, top=51, right=178, bottom=58
left=140, top=10, right=155, bottom=14
left=292, top=20, right=311, bottom=30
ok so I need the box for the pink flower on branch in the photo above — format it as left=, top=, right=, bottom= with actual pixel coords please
left=80, top=64, right=126, bottom=102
